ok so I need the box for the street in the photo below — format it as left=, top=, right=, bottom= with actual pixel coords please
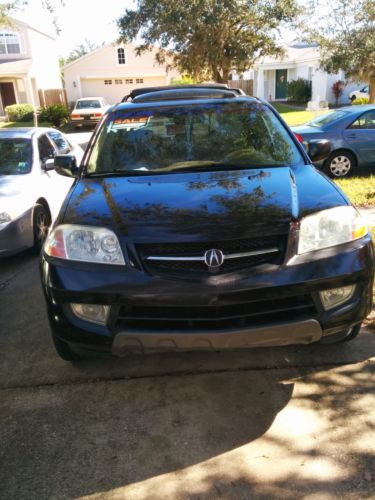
left=0, top=248, right=374, bottom=499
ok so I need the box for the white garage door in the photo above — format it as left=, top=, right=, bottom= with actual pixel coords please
left=81, top=77, right=167, bottom=105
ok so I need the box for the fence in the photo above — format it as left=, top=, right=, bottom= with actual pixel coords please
left=38, top=88, right=68, bottom=107
left=228, top=79, right=253, bottom=96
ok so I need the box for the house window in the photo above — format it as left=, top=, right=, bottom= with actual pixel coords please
left=136, top=78, right=144, bottom=84
left=125, top=79, right=133, bottom=84
left=0, top=32, right=21, bottom=54
left=104, top=79, right=112, bottom=85
left=115, top=79, right=123, bottom=85
left=117, top=48, right=125, bottom=65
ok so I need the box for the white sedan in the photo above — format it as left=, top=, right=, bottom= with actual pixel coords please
left=70, top=97, right=110, bottom=129
left=0, top=127, right=83, bottom=257
left=349, top=85, right=369, bottom=102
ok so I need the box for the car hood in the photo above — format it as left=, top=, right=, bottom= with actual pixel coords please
left=62, top=167, right=347, bottom=242
left=0, top=175, right=34, bottom=212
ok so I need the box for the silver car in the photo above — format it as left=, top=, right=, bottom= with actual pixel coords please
left=0, top=128, right=83, bottom=256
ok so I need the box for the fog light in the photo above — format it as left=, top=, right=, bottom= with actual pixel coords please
left=319, top=285, right=355, bottom=310
left=70, top=303, right=110, bottom=325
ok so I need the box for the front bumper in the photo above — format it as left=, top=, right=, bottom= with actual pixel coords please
left=41, top=236, right=374, bottom=355
left=0, top=209, right=33, bottom=257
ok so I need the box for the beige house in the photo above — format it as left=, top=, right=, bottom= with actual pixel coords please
left=0, top=18, right=63, bottom=114
left=63, top=43, right=178, bottom=105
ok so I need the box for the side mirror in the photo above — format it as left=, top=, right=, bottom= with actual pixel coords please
left=307, top=140, right=331, bottom=163
left=43, top=158, right=55, bottom=171
left=54, top=155, right=79, bottom=178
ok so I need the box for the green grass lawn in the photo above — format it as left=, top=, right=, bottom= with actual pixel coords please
left=272, top=103, right=330, bottom=126
left=334, top=175, right=375, bottom=207
left=0, top=121, right=53, bottom=128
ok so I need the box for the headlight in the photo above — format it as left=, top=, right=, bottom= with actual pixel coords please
left=44, top=225, right=125, bottom=265
left=0, top=212, right=12, bottom=228
left=298, top=206, right=367, bottom=254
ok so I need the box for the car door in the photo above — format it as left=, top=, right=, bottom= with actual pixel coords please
left=343, top=110, right=375, bottom=165
left=37, top=133, right=74, bottom=221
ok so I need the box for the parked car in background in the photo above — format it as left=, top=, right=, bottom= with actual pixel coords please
left=349, top=86, right=369, bottom=102
left=70, top=97, right=110, bottom=129
left=0, top=128, right=83, bottom=257
left=292, top=105, right=375, bottom=177
left=40, top=86, right=373, bottom=361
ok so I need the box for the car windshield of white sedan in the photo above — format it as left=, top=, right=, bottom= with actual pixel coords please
left=0, top=138, right=32, bottom=175
left=308, top=110, right=350, bottom=128
left=86, top=102, right=302, bottom=175
left=76, top=100, right=101, bottom=109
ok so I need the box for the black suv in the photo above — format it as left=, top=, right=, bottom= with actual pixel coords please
left=41, top=85, right=374, bottom=360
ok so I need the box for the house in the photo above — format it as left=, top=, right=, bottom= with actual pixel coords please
left=250, top=44, right=362, bottom=105
left=63, top=43, right=179, bottom=105
left=0, top=18, right=63, bottom=115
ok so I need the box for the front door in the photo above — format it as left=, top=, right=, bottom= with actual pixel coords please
left=275, top=69, right=288, bottom=100
left=0, top=82, right=16, bottom=109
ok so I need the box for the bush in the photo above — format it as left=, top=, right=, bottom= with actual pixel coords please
left=287, top=78, right=312, bottom=104
left=38, top=104, right=70, bottom=127
left=352, top=97, right=369, bottom=105
left=5, top=104, right=34, bottom=122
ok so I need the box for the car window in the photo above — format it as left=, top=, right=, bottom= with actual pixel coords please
left=0, top=138, right=32, bottom=175
left=76, top=100, right=101, bottom=109
left=307, top=111, right=350, bottom=128
left=47, top=131, right=71, bottom=153
left=38, top=134, right=55, bottom=164
left=87, top=101, right=303, bottom=175
left=348, top=111, right=375, bottom=130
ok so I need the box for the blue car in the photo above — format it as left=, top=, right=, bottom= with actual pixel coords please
left=292, top=105, right=375, bottom=177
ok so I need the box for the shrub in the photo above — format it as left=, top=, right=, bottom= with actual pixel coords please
left=5, top=104, right=34, bottom=122
left=352, top=97, right=369, bottom=105
left=332, top=80, right=345, bottom=107
left=38, top=104, right=70, bottom=127
left=287, top=78, right=312, bottom=104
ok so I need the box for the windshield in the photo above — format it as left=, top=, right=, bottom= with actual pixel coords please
left=307, top=111, right=350, bottom=128
left=76, top=100, right=101, bottom=109
left=0, top=138, right=32, bottom=175
left=86, top=101, right=302, bottom=175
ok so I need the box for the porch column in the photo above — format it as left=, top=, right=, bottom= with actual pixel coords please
left=23, top=76, right=38, bottom=126
left=256, top=68, right=265, bottom=99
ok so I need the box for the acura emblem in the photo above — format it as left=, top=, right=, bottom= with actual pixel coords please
left=204, top=249, right=225, bottom=268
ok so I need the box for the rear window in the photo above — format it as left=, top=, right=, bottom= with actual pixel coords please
left=307, top=111, right=350, bottom=128
left=76, top=100, right=101, bottom=109
left=86, top=101, right=303, bottom=175
left=0, top=138, right=32, bottom=175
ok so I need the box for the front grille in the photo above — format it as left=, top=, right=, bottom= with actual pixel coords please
left=137, top=235, right=287, bottom=276
left=115, top=294, right=316, bottom=331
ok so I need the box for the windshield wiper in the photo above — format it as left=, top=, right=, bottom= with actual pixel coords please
left=86, top=169, right=157, bottom=178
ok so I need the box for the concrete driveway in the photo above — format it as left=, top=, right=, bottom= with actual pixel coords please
left=67, top=130, right=93, bottom=151
left=0, top=251, right=374, bottom=500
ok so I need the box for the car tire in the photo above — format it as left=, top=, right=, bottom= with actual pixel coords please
left=350, top=95, right=357, bottom=103
left=32, top=204, right=51, bottom=254
left=323, top=151, right=356, bottom=178
left=320, top=324, right=361, bottom=344
left=51, top=332, right=84, bottom=362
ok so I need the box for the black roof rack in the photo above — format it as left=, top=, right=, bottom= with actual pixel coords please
left=132, top=88, right=237, bottom=103
left=122, top=84, right=245, bottom=102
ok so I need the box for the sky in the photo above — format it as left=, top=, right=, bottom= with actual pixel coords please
left=15, top=0, right=135, bottom=57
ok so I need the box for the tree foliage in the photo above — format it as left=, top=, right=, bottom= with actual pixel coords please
left=0, top=1, right=64, bottom=32
left=117, top=0, right=300, bottom=83
left=61, top=39, right=104, bottom=65
left=306, top=0, right=375, bottom=103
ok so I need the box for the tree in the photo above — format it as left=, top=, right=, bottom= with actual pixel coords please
left=61, top=39, right=104, bottom=66
left=117, top=0, right=300, bottom=83
left=306, top=0, right=375, bottom=103
left=0, top=1, right=63, bottom=32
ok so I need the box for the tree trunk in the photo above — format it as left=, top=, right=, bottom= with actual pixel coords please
left=369, top=78, right=375, bottom=104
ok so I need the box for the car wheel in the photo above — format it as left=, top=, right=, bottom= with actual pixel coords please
left=32, top=204, right=51, bottom=253
left=350, top=95, right=357, bottom=103
left=51, top=332, right=84, bottom=362
left=320, top=324, right=361, bottom=344
left=324, top=151, right=355, bottom=178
